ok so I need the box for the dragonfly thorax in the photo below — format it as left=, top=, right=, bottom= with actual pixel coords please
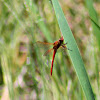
left=53, top=39, right=63, bottom=50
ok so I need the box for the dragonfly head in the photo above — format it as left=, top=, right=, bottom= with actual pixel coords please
left=59, top=36, right=64, bottom=44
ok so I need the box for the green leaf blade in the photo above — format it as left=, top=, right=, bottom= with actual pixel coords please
left=51, top=0, right=95, bottom=100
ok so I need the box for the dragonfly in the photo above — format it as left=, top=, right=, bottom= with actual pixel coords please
left=36, top=36, right=72, bottom=76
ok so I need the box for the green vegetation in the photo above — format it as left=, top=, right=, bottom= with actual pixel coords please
left=0, top=0, right=100, bottom=100
left=52, top=0, right=95, bottom=99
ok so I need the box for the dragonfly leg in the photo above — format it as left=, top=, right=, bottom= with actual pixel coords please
left=63, top=42, right=68, bottom=45
left=61, top=44, right=72, bottom=51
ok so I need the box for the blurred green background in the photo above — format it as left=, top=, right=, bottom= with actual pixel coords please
left=0, top=0, right=100, bottom=100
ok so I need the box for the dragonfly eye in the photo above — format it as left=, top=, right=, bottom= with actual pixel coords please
left=59, top=40, right=63, bottom=44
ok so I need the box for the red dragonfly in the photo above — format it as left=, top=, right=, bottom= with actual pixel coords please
left=36, top=36, right=71, bottom=76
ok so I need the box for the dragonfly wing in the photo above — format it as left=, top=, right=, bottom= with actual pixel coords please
left=36, top=41, right=53, bottom=45
left=43, top=48, right=53, bottom=56
left=34, top=41, right=54, bottom=50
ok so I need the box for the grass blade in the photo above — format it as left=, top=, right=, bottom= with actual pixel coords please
left=51, top=0, right=95, bottom=99
left=85, top=0, right=100, bottom=92
left=25, top=0, right=52, bottom=42
left=1, top=53, right=14, bottom=100
left=85, top=0, right=100, bottom=48
left=89, top=17, right=100, bottom=30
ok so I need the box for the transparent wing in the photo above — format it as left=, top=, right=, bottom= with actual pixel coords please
left=36, top=41, right=53, bottom=45
left=43, top=48, right=53, bottom=56
left=33, top=41, right=54, bottom=57
left=34, top=41, right=54, bottom=49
